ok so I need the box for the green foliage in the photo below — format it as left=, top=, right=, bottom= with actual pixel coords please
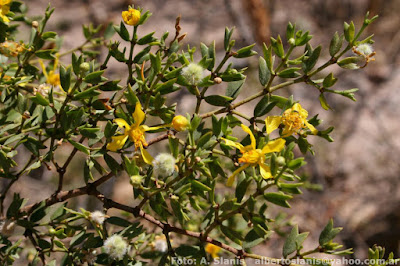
left=0, top=2, right=392, bottom=266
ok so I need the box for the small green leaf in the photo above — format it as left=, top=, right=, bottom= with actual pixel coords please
left=204, top=95, right=233, bottom=106
left=264, top=192, right=292, bottom=208
left=259, top=57, right=271, bottom=86
left=322, top=73, right=337, bottom=88
left=287, top=158, right=306, bottom=170
left=84, top=70, right=104, bottom=84
left=319, top=93, right=331, bottom=110
left=225, top=80, right=245, bottom=99
left=234, top=44, right=257, bottom=58
left=278, top=67, right=301, bottom=78
left=254, top=96, right=276, bottom=117
left=283, top=225, right=298, bottom=257
left=344, top=21, right=355, bottom=42
left=68, top=140, right=90, bottom=155
left=60, top=66, right=71, bottom=91
left=329, top=32, right=343, bottom=57
left=35, top=49, right=55, bottom=60
left=73, top=87, right=101, bottom=100
left=319, top=219, right=343, bottom=246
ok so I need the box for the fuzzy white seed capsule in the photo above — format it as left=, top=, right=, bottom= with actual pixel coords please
left=103, top=234, right=129, bottom=260
left=153, top=153, right=176, bottom=178
left=181, top=63, right=205, bottom=85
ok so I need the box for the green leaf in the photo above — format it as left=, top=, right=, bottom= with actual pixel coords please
left=68, top=140, right=90, bottom=155
left=283, top=225, right=298, bottom=257
left=225, top=80, right=245, bottom=99
left=286, top=22, right=295, bottom=40
left=175, top=245, right=200, bottom=257
left=70, top=231, right=89, bottom=247
left=104, top=153, right=121, bottom=174
left=114, top=21, right=130, bottom=41
left=79, top=128, right=100, bottom=139
left=106, top=216, right=132, bottom=227
left=278, top=67, right=301, bottom=78
left=287, top=158, right=306, bottom=170
left=220, top=225, right=243, bottom=245
left=154, top=78, right=178, bottom=94
left=271, top=36, right=284, bottom=58
left=35, top=49, right=55, bottom=60
left=84, top=70, right=104, bottom=84
left=344, top=21, right=355, bottom=42
left=235, top=173, right=250, bottom=203
left=258, top=57, right=271, bottom=86
left=319, top=93, right=331, bottom=110
left=322, top=73, right=337, bottom=88
left=31, top=92, right=49, bottom=106
left=191, top=180, right=211, bottom=192
left=264, top=192, right=292, bottom=208
left=234, top=44, right=257, bottom=58
left=319, top=219, right=343, bottom=246
left=30, top=202, right=49, bottom=223
left=329, top=32, right=343, bottom=57
left=303, top=45, right=321, bottom=73
left=42, top=31, right=57, bottom=40
left=204, top=95, right=233, bottom=106
left=60, top=66, right=71, bottom=92
left=7, top=194, right=26, bottom=219
left=73, top=87, right=101, bottom=100
left=254, top=96, right=276, bottom=117
left=244, top=229, right=265, bottom=248
left=224, top=27, right=234, bottom=51
left=137, top=32, right=157, bottom=45
left=279, top=182, right=303, bottom=195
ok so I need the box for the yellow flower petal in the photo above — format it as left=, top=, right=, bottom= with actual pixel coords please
left=305, top=121, right=318, bottom=135
left=114, top=118, right=130, bottom=129
left=141, top=125, right=165, bottom=132
left=261, top=138, right=286, bottom=154
left=265, top=116, right=282, bottom=134
left=205, top=244, right=221, bottom=258
left=240, top=124, right=256, bottom=149
left=221, top=137, right=245, bottom=152
left=106, top=135, right=129, bottom=152
left=141, top=147, right=153, bottom=164
left=132, top=102, right=145, bottom=127
left=259, top=163, right=272, bottom=179
left=227, top=164, right=249, bottom=187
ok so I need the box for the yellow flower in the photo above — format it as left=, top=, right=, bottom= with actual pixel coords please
left=122, top=7, right=141, bottom=26
left=222, top=124, right=286, bottom=186
left=266, top=103, right=317, bottom=137
left=0, top=0, right=11, bottom=23
left=39, top=54, right=61, bottom=87
left=106, top=101, right=164, bottom=164
left=205, top=243, right=221, bottom=258
left=171, top=115, right=189, bottom=131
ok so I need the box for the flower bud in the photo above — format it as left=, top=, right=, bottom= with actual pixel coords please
left=213, top=77, right=222, bottom=84
left=172, top=115, right=189, bottom=131
left=153, top=153, right=176, bottom=178
left=130, top=175, right=143, bottom=187
left=32, top=21, right=39, bottom=29
left=181, top=63, right=205, bottom=85
left=79, top=62, right=90, bottom=73
left=276, top=156, right=286, bottom=166
left=122, top=8, right=141, bottom=26
left=288, top=38, right=295, bottom=46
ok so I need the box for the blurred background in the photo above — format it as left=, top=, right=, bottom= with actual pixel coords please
left=7, top=0, right=400, bottom=264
